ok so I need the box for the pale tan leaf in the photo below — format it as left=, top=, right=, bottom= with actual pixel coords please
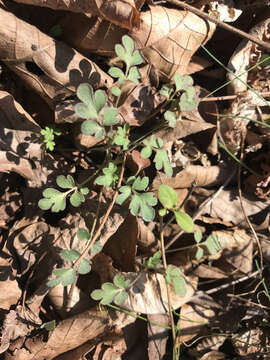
left=122, top=270, right=197, bottom=314
left=147, top=314, right=169, bottom=360
left=130, top=6, right=216, bottom=81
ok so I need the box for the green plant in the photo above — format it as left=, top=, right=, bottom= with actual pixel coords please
left=38, top=35, right=201, bottom=310
left=40, top=126, right=61, bottom=151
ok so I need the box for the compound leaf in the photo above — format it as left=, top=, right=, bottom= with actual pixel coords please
left=116, top=186, right=132, bottom=205
left=114, top=291, right=128, bottom=305
left=174, top=74, right=193, bottom=91
left=127, top=66, right=141, bottom=84
left=132, top=176, right=149, bottom=191
left=49, top=268, right=76, bottom=287
left=81, top=120, right=104, bottom=138
left=38, top=188, right=66, bottom=212
left=96, top=162, right=119, bottom=189
left=113, top=274, right=130, bottom=289
left=205, top=234, right=221, bottom=255
left=180, top=87, right=199, bottom=112
left=113, top=124, right=130, bottom=150
left=195, top=247, right=204, bottom=260
left=130, top=192, right=157, bottom=222
left=164, top=110, right=176, bottom=128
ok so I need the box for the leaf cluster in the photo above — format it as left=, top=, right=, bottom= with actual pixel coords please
left=91, top=274, right=130, bottom=306
left=161, top=74, right=200, bottom=128
left=108, top=34, right=144, bottom=92
left=41, top=126, right=61, bottom=151
left=141, top=136, right=172, bottom=177
left=38, top=175, right=89, bottom=212
left=116, top=176, right=157, bottom=222
left=194, top=230, right=221, bottom=260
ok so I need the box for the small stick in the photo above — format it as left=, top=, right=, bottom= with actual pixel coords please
left=166, top=0, right=270, bottom=52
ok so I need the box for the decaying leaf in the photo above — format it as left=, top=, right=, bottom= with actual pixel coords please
left=130, top=6, right=216, bottom=81
left=0, top=8, right=113, bottom=108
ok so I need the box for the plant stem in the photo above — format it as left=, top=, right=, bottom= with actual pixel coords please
left=159, top=215, right=177, bottom=358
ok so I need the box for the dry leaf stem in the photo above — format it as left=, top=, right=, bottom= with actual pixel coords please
left=167, top=0, right=270, bottom=52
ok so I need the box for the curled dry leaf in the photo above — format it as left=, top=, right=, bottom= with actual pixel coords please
left=14, top=0, right=144, bottom=30
left=202, top=188, right=270, bottom=230
left=130, top=6, right=216, bottom=81
left=227, top=17, right=270, bottom=94
left=121, top=270, right=197, bottom=314
left=0, top=8, right=112, bottom=108
left=212, top=229, right=253, bottom=274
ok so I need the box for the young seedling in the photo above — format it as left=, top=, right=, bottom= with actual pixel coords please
left=41, top=126, right=61, bottom=151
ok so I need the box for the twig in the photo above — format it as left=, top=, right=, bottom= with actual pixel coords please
left=237, top=133, right=264, bottom=271
left=166, top=0, right=270, bottom=52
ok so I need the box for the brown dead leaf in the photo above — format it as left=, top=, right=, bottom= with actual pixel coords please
left=0, top=91, right=73, bottom=187
left=0, top=253, right=21, bottom=310
left=0, top=8, right=112, bottom=108
left=103, top=213, right=138, bottom=271
left=227, top=17, right=270, bottom=95
left=95, top=0, right=142, bottom=30
left=151, top=164, right=231, bottom=190
left=0, top=174, right=22, bottom=230
left=117, top=83, right=164, bottom=126
left=130, top=6, right=215, bottom=82
left=59, top=14, right=127, bottom=57
left=178, top=302, right=215, bottom=344
left=7, top=308, right=110, bottom=360
left=137, top=218, right=158, bottom=256
left=202, top=188, right=270, bottom=230
left=213, top=229, right=253, bottom=274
